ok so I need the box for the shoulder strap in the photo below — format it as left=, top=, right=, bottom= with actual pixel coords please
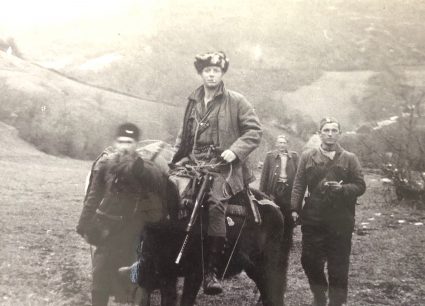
left=308, top=150, right=345, bottom=196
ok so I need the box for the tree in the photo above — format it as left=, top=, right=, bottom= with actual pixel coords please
left=347, top=67, right=425, bottom=172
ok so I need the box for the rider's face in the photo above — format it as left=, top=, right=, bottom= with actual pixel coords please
left=114, top=137, right=137, bottom=155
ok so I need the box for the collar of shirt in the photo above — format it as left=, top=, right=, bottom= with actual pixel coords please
left=319, top=146, right=336, bottom=160
left=274, top=151, right=288, bottom=159
left=188, top=81, right=225, bottom=103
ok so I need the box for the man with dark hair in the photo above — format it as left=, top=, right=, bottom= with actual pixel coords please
left=172, top=51, right=262, bottom=294
left=291, top=117, right=366, bottom=306
left=260, top=135, right=299, bottom=241
left=76, top=123, right=167, bottom=306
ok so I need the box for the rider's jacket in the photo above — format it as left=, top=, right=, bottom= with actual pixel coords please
left=172, top=82, right=262, bottom=195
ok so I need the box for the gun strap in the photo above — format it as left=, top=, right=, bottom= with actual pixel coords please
left=308, top=150, right=345, bottom=197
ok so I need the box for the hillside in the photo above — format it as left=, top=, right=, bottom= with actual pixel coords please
left=3, top=0, right=425, bottom=137
left=2, top=0, right=425, bottom=159
left=0, top=51, right=182, bottom=159
left=280, top=71, right=376, bottom=126
left=0, top=121, right=44, bottom=158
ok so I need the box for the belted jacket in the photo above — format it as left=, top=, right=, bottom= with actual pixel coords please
left=172, top=82, right=262, bottom=195
left=259, top=150, right=299, bottom=199
left=291, top=144, right=366, bottom=230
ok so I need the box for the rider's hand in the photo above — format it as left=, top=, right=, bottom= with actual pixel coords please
left=291, top=211, right=300, bottom=226
left=221, top=150, right=237, bottom=163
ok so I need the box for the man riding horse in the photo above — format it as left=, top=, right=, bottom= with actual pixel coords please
left=171, top=51, right=262, bottom=294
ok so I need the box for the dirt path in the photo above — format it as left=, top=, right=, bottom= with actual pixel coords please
left=1, top=156, right=424, bottom=305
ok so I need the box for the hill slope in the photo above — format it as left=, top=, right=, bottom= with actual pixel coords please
left=0, top=51, right=182, bottom=158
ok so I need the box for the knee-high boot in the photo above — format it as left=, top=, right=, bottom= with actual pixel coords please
left=203, top=236, right=225, bottom=295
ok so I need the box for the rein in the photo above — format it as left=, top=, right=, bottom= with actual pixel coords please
left=221, top=216, right=247, bottom=281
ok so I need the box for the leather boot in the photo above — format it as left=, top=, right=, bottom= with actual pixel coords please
left=203, top=236, right=224, bottom=295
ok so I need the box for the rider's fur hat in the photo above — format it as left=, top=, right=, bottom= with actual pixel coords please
left=194, top=51, right=229, bottom=73
left=116, top=123, right=140, bottom=141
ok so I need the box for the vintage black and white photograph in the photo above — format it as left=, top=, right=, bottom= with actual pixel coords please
left=1, top=0, right=424, bottom=305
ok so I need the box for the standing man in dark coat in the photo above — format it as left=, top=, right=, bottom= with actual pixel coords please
left=76, top=123, right=167, bottom=306
left=291, top=117, right=366, bottom=306
left=259, top=135, right=299, bottom=240
left=172, top=51, right=262, bottom=295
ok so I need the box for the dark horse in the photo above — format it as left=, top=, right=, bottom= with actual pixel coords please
left=135, top=176, right=291, bottom=306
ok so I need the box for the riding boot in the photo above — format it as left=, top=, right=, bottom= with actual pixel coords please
left=203, top=236, right=225, bottom=295
left=91, top=290, right=109, bottom=306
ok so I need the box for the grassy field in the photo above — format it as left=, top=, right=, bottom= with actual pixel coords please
left=1, top=143, right=424, bottom=305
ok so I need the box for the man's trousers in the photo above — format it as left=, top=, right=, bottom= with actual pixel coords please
left=301, top=224, right=352, bottom=306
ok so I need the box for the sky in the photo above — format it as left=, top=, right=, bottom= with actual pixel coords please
left=0, top=0, right=169, bottom=59
left=0, top=0, right=159, bottom=28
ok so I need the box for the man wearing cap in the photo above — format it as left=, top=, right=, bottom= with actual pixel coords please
left=76, top=123, right=167, bottom=306
left=291, top=118, right=366, bottom=306
left=172, top=51, right=262, bottom=295
left=259, top=135, right=299, bottom=241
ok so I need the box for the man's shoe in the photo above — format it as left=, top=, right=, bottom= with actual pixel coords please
left=203, top=271, right=223, bottom=295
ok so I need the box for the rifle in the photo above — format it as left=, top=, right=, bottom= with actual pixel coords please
left=175, top=172, right=213, bottom=264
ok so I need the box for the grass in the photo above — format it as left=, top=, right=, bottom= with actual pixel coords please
left=0, top=144, right=424, bottom=305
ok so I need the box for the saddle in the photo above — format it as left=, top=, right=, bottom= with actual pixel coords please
left=168, top=170, right=278, bottom=224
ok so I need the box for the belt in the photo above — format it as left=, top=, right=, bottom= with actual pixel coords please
left=277, top=180, right=288, bottom=184
left=193, top=145, right=216, bottom=154
left=274, top=182, right=290, bottom=196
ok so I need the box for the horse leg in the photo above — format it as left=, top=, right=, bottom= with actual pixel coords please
left=245, top=268, right=269, bottom=306
left=280, top=224, right=292, bottom=298
left=249, top=264, right=285, bottom=306
left=262, top=241, right=289, bottom=306
left=181, top=272, right=203, bottom=306
left=137, top=287, right=151, bottom=306
left=243, top=241, right=287, bottom=306
left=160, top=277, right=178, bottom=306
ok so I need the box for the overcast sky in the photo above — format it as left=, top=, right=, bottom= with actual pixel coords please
left=0, top=0, right=158, bottom=27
